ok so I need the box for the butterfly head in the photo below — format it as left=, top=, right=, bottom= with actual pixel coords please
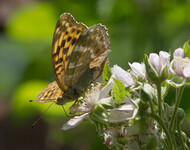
left=56, top=95, right=74, bottom=105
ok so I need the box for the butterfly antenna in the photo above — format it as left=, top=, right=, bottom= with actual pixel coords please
left=30, top=102, right=54, bottom=128
left=29, top=99, right=35, bottom=102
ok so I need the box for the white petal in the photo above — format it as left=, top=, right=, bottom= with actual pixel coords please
left=173, top=57, right=185, bottom=77
left=62, top=113, right=89, bottom=130
left=159, top=51, right=170, bottom=66
left=112, top=65, right=135, bottom=87
left=148, top=53, right=160, bottom=74
left=109, top=103, right=137, bottom=122
left=99, top=78, right=113, bottom=99
left=183, top=64, right=190, bottom=78
left=173, top=48, right=184, bottom=58
left=128, top=62, right=146, bottom=78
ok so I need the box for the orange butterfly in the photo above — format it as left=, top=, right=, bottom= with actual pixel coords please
left=35, top=13, right=111, bottom=105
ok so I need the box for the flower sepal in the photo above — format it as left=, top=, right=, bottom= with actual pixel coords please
left=177, top=108, right=186, bottom=125
left=89, top=104, right=109, bottom=124
left=140, top=84, right=154, bottom=102
left=144, top=55, right=160, bottom=83
left=159, top=64, right=169, bottom=82
left=167, top=76, right=186, bottom=88
left=183, top=40, right=190, bottom=57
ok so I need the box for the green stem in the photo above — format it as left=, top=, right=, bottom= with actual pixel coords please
left=156, top=84, right=164, bottom=120
left=161, top=138, right=169, bottom=150
left=145, top=112, right=173, bottom=150
left=177, top=122, right=186, bottom=150
left=148, top=96, right=154, bottom=114
left=169, top=86, right=185, bottom=133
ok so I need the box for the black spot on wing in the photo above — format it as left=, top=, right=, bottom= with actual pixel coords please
left=53, top=46, right=61, bottom=57
left=67, top=36, right=72, bottom=42
left=72, top=38, right=77, bottom=45
left=55, top=58, right=63, bottom=64
left=55, top=64, right=63, bottom=71
left=71, top=28, right=76, bottom=33
left=76, top=30, right=81, bottom=35
left=61, top=40, right=66, bottom=47
left=63, top=47, right=69, bottom=54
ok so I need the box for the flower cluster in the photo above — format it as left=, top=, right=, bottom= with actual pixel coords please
left=62, top=41, right=190, bottom=150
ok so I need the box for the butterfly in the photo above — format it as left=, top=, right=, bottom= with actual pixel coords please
left=35, top=13, right=111, bottom=105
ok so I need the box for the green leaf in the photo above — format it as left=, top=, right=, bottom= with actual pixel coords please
left=183, top=40, right=190, bottom=57
left=112, top=78, right=127, bottom=101
left=167, top=76, right=186, bottom=88
left=103, top=63, right=112, bottom=85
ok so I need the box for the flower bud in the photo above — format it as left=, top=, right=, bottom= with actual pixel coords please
left=140, top=84, right=154, bottom=102
left=144, top=51, right=170, bottom=84
left=144, top=55, right=159, bottom=83
left=177, top=108, right=186, bottom=124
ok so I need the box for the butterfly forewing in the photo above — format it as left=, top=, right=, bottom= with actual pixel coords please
left=52, top=13, right=87, bottom=92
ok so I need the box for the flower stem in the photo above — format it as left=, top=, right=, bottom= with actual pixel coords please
left=156, top=84, right=164, bottom=120
left=169, top=86, right=184, bottom=133
left=148, top=96, right=154, bottom=114
left=177, top=122, right=186, bottom=150
left=145, top=112, right=173, bottom=150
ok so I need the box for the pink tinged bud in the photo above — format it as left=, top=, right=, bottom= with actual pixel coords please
left=173, top=48, right=185, bottom=58
left=148, top=53, right=161, bottom=74
left=128, top=62, right=146, bottom=78
left=104, top=139, right=113, bottom=147
left=146, top=51, right=170, bottom=80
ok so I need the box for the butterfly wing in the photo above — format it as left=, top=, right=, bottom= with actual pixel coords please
left=63, top=24, right=111, bottom=97
left=52, top=13, right=87, bottom=92
left=90, top=49, right=111, bottom=79
left=36, top=81, right=63, bottom=103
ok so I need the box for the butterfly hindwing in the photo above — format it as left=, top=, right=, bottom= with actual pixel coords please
left=63, top=24, right=111, bottom=98
left=52, top=13, right=87, bottom=92
left=36, top=81, right=63, bottom=103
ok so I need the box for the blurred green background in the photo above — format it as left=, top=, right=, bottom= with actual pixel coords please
left=0, top=0, right=190, bottom=149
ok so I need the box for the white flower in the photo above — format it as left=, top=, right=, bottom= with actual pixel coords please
left=101, top=65, right=135, bottom=98
left=128, top=62, right=146, bottom=78
left=62, top=83, right=111, bottom=130
left=171, top=48, right=190, bottom=78
left=148, top=51, right=170, bottom=76
left=108, top=99, right=138, bottom=122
